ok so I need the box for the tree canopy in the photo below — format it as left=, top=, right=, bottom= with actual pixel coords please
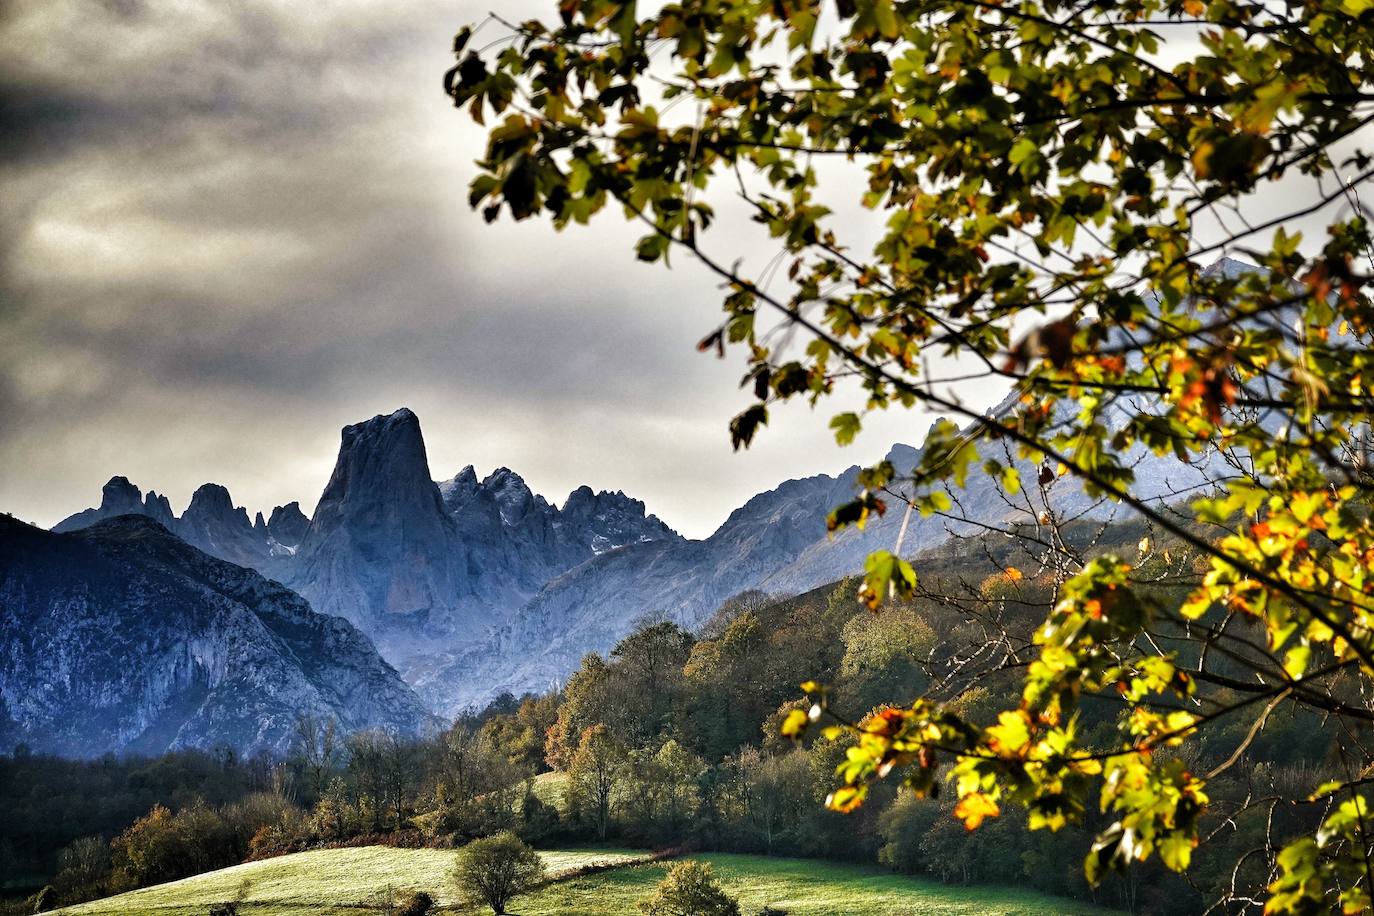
left=448, top=0, right=1374, bottom=910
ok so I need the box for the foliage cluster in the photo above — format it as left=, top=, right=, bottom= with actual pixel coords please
left=446, top=0, right=1374, bottom=908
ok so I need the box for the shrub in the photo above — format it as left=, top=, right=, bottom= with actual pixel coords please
left=452, top=832, right=545, bottom=914
left=53, top=835, right=111, bottom=903
left=639, top=861, right=740, bottom=916
left=397, top=889, right=434, bottom=916
left=29, top=886, right=55, bottom=914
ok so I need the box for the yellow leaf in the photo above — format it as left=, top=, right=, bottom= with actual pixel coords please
left=781, top=709, right=809, bottom=738
left=827, top=785, right=866, bottom=813
left=1283, top=643, right=1310, bottom=679
left=987, top=710, right=1032, bottom=756
left=954, top=792, right=1000, bottom=830
left=1160, top=833, right=1195, bottom=872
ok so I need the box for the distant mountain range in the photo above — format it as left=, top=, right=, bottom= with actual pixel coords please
left=28, top=259, right=1255, bottom=728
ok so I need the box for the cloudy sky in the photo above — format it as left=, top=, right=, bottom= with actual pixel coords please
left=2, top=1, right=1359, bottom=538
left=0, top=0, right=984, bottom=538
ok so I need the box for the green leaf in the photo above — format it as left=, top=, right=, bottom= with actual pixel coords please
left=831, top=412, right=862, bottom=445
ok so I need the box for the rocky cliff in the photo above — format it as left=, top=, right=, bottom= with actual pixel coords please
left=0, top=514, right=432, bottom=757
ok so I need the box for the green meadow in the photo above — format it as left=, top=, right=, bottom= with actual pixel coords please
left=53, top=845, right=1115, bottom=915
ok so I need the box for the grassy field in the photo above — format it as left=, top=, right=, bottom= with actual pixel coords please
left=519, top=853, right=1113, bottom=916
left=53, top=847, right=642, bottom=916
left=53, top=845, right=1115, bottom=915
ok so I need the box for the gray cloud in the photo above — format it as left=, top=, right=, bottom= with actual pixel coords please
left=0, top=0, right=963, bottom=537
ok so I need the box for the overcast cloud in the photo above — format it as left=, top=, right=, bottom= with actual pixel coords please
left=0, top=0, right=980, bottom=537
left=2, top=1, right=1360, bottom=537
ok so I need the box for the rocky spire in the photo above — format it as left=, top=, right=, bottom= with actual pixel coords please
left=267, top=502, right=310, bottom=547
left=53, top=476, right=171, bottom=533
left=289, top=409, right=461, bottom=631
left=178, top=483, right=268, bottom=567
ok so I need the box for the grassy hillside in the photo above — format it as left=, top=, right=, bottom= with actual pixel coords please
left=53, top=845, right=1115, bottom=915
left=53, top=846, right=641, bottom=916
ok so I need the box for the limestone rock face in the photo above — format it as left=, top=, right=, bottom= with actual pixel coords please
left=178, top=483, right=271, bottom=569
left=0, top=515, right=431, bottom=758
left=267, top=502, right=310, bottom=547
left=288, top=409, right=468, bottom=638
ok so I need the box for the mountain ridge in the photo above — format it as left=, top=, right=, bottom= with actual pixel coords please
left=0, top=513, right=433, bottom=757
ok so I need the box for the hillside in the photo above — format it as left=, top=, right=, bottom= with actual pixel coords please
left=52, top=845, right=1115, bottom=915
left=0, top=514, right=431, bottom=757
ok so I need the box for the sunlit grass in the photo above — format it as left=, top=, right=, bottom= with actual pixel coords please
left=519, top=853, right=1116, bottom=916
left=53, top=845, right=1116, bottom=915
left=53, top=846, right=641, bottom=915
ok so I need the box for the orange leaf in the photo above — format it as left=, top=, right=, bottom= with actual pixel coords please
left=954, top=792, right=1000, bottom=830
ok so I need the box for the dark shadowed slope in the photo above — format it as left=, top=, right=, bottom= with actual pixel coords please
left=0, top=514, right=432, bottom=757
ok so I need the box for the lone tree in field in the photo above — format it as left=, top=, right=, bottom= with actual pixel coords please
left=639, top=860, right=741, bottom=916
left=450, top=0, right=1374, bottom=910
left=452, top=832, right=545, bottom=915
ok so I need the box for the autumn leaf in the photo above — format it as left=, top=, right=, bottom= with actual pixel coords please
left=954, top=793, right=1001, bottom=830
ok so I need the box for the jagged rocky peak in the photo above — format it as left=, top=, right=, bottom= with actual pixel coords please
left=884, top=442, right=922, bottom=474
left=438, top=466, right=481, bottom=513
left=483, top=467, right=548, bottom=525
left=181, top=483, right=253, bottom=533
left=267, top=501, right=310, bottom=546
left=555, top=484, right=679, bottom=553
left=53, top=476, right=174, bottom=533
left=143, top=490, right=176, bottom=528
left=1202, top=256, right=1260, bottom=280
left=177, top=482, right=271, bottom=567
left=101, top=476, right=142, bottom=514
left=312, top=408, right=442, bottom=521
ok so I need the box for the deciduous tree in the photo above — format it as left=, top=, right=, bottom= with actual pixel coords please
left=449, top=0, right=1374, bottom=909
left=452, top=832, right=545, bottom=915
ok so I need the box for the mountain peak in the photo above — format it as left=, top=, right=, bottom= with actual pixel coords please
left=1202, top=256, right=1260, bottom=280
left=186, top=482, right=238, bottom=515
left=99, top=476, right=143, bottom=514
left=267, top=502, right=310, bottom=546
left=437, top=466, right=481, bottom=513
left=290, top=408, right=460, bottom=632
left=54, top=476, right=164, bottom=533
left=330, top=409, right=432, bottom=494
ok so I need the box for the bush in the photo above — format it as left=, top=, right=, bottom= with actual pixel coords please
left=452, top=832, right=545, bottom=914
left=29, top=886, right=55, bottom=914
left=639, top=860, right=740, bottom=916
left=397, top=889, right=434, bottom=916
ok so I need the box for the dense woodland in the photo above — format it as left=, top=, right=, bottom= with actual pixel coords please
left=1, top=515, right=1346, bottom=914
